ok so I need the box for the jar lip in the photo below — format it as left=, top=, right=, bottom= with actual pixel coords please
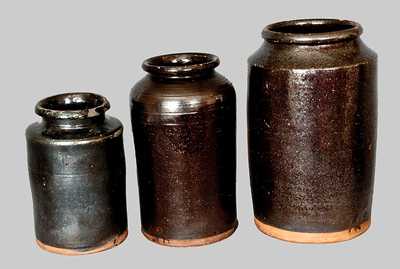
left=262, top=19, right=363, bottom=44
left=142, top=52, right=220, bottom=78
left=35, top=92, right=110, bottom=120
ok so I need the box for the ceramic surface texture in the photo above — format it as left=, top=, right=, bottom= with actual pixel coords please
left=248, top=19, right=377, bottom=243
left=26, top=92, right=128, bottom=254
left=131, top=53, right=237, bottom=246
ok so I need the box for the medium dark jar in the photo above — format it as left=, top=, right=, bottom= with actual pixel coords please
left=248, top=19, right=377, bottom=243
left=130, top=53, right=237, bottom=247
left=26, top=93, right=128, bottom=255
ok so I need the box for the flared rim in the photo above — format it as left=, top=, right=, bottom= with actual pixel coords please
left=35, top=92, right=110, bottom=120
left=262, top=19, right=363, bottom=44
left=142, top=52, right=220, bottom=78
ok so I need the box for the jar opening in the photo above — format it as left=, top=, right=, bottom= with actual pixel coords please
left=142, top=53, right=220, bottom=78
left=35, top=92, right=110, bottom=120
left=263, top=19, right=362, bottom=44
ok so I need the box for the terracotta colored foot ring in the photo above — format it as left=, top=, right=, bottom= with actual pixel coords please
left=142, top=220, right=238, bottom=247
left=36, top=229, right=128, bottom=255
left=255, top=218, right=370, bottom=244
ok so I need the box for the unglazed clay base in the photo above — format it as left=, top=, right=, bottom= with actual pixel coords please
left=142, top=221, right=238, bottom=247
left=255, top=218, right=370, bottom=244
left=36, top=229, right=128, bottom=255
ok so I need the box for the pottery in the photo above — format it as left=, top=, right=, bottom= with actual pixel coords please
left=248, top=19, right=377, bottom=243
left=130, top=53, right=238, bottom=247
left=26, top=92, right=128, bottom=255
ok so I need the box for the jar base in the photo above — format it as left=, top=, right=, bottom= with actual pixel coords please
left=142, top=220, right=238, bottom=247
left=254, top=218, right=370, bottom=244
left=36, top=229, right=128, bottom=255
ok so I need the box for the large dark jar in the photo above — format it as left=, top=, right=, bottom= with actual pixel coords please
left=26, top=92, right=128, bottom=255
left=130, top=53, right=237, bottom=247
left=248, top=19, right=377, bottom=243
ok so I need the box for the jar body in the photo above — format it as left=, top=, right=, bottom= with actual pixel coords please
left=26, top=94, right=127, bottom=255
left=131, top=72, right=237, bottom=246
left=248, top=35, right=377, bottom=242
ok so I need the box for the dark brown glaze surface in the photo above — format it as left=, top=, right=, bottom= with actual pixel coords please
left=248, top=19, right=377, bottom=235
left=26, top=93, right=127, bottom=254
left=130, top=53, right=237, bottom=244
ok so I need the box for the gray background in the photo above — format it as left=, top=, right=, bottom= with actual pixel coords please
left=0, top=0, right=395, bottom=268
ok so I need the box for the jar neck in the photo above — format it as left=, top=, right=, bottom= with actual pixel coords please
left=42, top=114, right=105, bottom=131
left=148, top=69, right=216, bottom=80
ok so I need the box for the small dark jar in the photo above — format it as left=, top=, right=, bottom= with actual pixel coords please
left=130, top=53, right=237, bottom=247
left=248, top=19, right=377, bottom=243
left=26, top=93, right=128, bottom=255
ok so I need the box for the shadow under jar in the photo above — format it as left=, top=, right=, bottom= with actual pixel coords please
left=248, top=19, right=377, bottom=243
left=130, top=53, right=237, bottom=247
left=26, top=92, right=128, bottom=255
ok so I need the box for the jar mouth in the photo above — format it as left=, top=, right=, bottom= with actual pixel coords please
left=262, top=19, right=362, bottom=44
left=142, top=53, right=220, bottom=78
left=35, top=92, right=110, bottom=120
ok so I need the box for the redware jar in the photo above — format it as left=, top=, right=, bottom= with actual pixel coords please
left=26, top=92, right=128, bottom=255
left=248, top=19, right=377, bottom=243
left=130, top=53, right=237, bottom=247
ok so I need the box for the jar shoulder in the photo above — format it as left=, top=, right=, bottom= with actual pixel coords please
left=130, top=72, right=235, bottom=112
left=26, top=116, right=123, bottom=144
left=248, top=39, right=377, bottom=70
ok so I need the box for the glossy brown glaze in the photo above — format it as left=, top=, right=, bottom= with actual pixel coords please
left=248, top=19, right=377, bottom=243
left=130, top=53, right=237, bottom=247
left=26, top=93, right=128, bottom=254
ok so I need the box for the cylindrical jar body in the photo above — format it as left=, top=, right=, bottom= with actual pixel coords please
left=26, top=93, right=128, bottom=255
left=130, top=53, right=237, bottom=247
left=248, top=19, right=377, bottom=243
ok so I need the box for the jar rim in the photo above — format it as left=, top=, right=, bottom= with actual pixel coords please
left=35, top=92, right=110, bottom=120
left=142, top=52, right=220, bottom=78
left=262, top=19, right=363, bottom=44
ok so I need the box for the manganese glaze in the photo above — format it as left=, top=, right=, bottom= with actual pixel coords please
left=248, top=19, right=377, bottom=243
left=26, top=92, right=128, bottom=255
left=130, top=53, right=238, bottom=247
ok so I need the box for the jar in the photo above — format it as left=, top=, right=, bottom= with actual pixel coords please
left=26, top=92, right=128, bottom=254
left=248, top=19, right=377, bottom=243
left=130, top=53, right=237, bottom=247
